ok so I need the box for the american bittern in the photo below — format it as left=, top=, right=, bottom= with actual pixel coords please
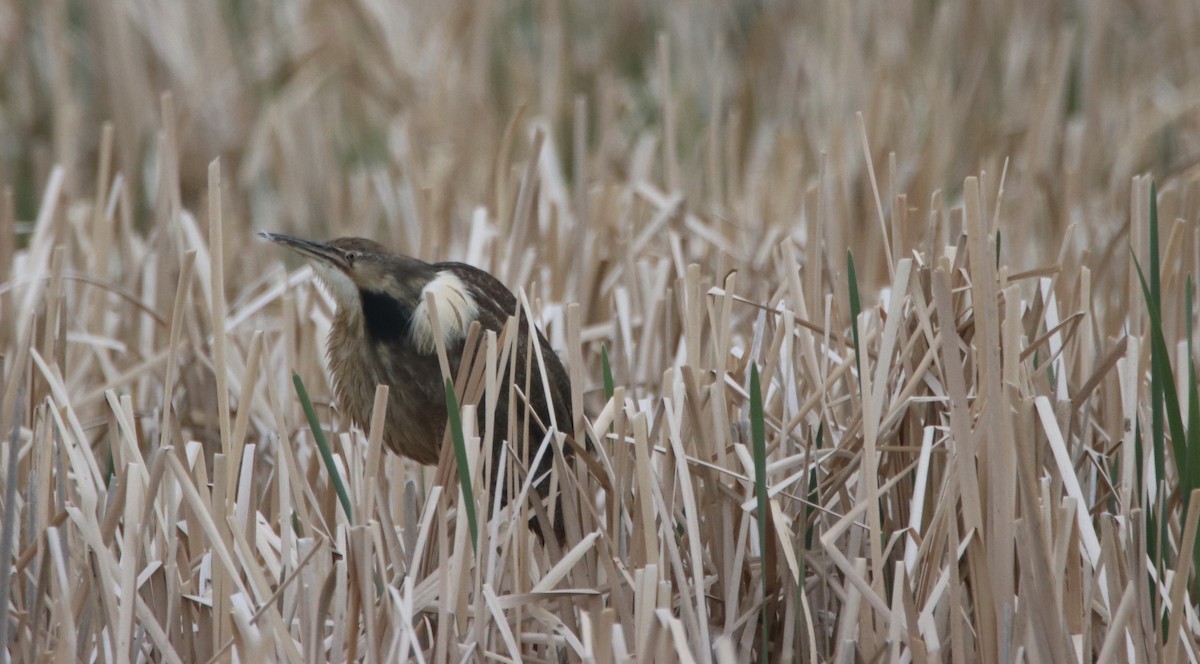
left=262, top=232, right=573, bottom=541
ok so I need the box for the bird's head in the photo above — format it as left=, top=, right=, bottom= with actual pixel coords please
left=260, top=232, right=431, bottom=308
left=261, top=232, right=477, bottom=351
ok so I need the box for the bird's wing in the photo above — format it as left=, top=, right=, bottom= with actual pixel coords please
left=434, top=262, right=520, bottom=326
left=436, top=260, right=574, bottom=419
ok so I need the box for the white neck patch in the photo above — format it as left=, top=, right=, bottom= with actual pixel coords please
left=312, top=262, right=360, bottom=311
left=411, top=271, right=480, bottom=354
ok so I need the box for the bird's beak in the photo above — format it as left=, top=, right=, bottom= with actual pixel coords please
left=259, top=232, right=350, bottom=271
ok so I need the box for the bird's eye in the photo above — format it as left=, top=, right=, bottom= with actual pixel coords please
left=345, top=251, right=361, bottom=264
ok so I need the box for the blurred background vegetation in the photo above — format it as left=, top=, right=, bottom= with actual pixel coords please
left=3, top=1, right=1197, bottom=270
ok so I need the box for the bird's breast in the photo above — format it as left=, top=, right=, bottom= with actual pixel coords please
left=327, top=311, right=449, bottom=464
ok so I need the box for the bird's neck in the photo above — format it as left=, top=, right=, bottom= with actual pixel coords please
left=358, top=288, right=416, bottom=342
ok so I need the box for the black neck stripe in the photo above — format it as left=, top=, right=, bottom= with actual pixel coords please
left=359, top=289, right=412, bottom=341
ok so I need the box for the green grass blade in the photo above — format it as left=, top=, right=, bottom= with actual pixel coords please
left=293, top=373, right=353, bottom=522
left=444, top=377, right=478, bottom=554
left=1133, top=182, right=1187, bottom=589
left=750, top=363, right=769, bottom=663
left=1135, top=415, right=1145, bottom=502
left=847, top=251, right=863, bottom=394
left=1134, top=256, right=1188, bottom=489
left=1150, top=181, right=1161, bottom=313
left=1188, top=277, right=1199, bottom=483
left=1188, top=277, right=1200, bottom=594
left=601, top=344, right=615, bottom=404
left=600, top=343, right=621, bottom=539
left=1185, top=276, right=1195, bottom=595
left=1132, top=182, right=1174, bottom=608
left=1149, top=181, right=1167, bottom=497
left=804, top=423, right=822, bottom=550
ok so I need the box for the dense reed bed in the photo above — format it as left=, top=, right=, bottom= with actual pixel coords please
left=3, top=1, right=1200, bottom=661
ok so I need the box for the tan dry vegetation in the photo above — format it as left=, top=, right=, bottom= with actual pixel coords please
left=3, top=1, right=1200, bottom=662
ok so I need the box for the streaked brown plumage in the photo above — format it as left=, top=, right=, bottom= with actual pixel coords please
left=262, top=232, right=573, bottom=539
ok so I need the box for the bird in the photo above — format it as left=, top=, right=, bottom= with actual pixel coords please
left=261, top=232, right=574, bottom=541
